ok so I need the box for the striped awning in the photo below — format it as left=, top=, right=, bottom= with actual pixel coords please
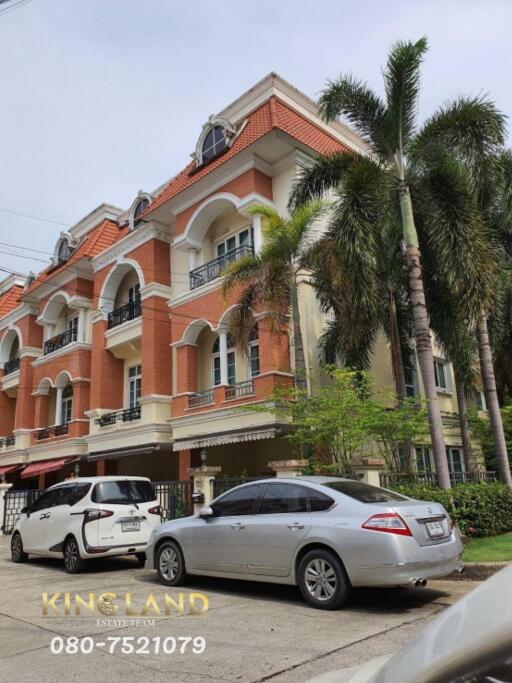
left=172, top=427, right=279, bottom=452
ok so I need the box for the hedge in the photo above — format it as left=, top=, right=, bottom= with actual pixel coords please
left=389, top=482, right=512, bottom=537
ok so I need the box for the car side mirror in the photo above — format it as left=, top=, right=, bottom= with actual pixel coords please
left=21, top=506, right=30, bottom=516
left=199, top=505, right=214, bottom=519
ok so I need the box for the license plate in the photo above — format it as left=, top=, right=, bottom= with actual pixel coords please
left=121, top=520, right=140, bottom=532
left=426, top=521, right=445, bottom=538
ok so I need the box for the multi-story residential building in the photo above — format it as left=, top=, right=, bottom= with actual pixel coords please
left=0, top=73, right=483, bottom=491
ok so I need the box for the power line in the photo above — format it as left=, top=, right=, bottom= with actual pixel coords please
left=0, top=242, right=53, bottom=256
left=0, top=0, right=33, bottom=16
left=0, top=207, right=69, bottom=226
left=0, top=250, right=48, bottom=264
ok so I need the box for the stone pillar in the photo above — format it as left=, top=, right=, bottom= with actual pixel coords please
left=0, top=483, right=13, bottom=533
left=188, top=248, right=197, bottom=272
left=189, top=465, right=222, bottom=514
left=219, top=329, right=228, bottom=385
left=268, top=459, right=307, bottom=478
left=355, top=460, right=385, bottom=488
left=252, top=214, right=262, bottom=254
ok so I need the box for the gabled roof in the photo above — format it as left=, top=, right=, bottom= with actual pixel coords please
left=148, top=96, right=349, bottom=213
left=23, top=219, right=125, bottom=296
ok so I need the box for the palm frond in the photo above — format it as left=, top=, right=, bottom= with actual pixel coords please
left=289, top=152, right=356, bottom=210
left=382, top=36, right=428, bottom=155
left=318, top=75, right=388, bottom=154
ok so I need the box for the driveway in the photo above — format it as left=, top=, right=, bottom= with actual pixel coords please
left=0, top=536, right=477, bottom=682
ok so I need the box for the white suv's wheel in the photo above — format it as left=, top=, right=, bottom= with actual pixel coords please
left=64, top=536, right=86, bottom=574
left=11, top=533, right=28, bottom=563
left=298, top=549, right=351, bottom=610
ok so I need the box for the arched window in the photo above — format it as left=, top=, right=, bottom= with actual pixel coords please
left=202, top=125, right=226, bottom=163
left=248, top=324, right=260, bottom=378
left=61, top=384, right=73, bottom=424
left=133, top=197, right=149, bottom=229
left=57, top=239, right=72, bottom=264
left=212, top=333, right=236, bottom=386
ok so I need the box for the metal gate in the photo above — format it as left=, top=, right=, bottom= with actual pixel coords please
left=153, top=480, right=193, bottom=520
left=212, top=475, right=274, bottom=499
left=2, top=489, right=41, bottom=535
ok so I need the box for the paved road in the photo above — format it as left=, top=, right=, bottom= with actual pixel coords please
left=0, top=537, right=478, bottom=682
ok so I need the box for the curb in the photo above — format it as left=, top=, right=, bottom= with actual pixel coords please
left=446, top=562, right=510, bottom=581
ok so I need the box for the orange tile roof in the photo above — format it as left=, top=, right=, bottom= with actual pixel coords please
left=0, top=285, right=24, bottom=317
left=24, top=219, right=123, bottom=295
left=149, top=96, right=347, bottom=213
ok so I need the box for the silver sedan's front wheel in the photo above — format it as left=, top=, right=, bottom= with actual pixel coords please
left=298, top=549, right=350, bottom=610
left=156, top=540, right=187, bottom=587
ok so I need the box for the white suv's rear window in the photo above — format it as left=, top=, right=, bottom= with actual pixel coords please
left=92, top=480, right=156, bottom=504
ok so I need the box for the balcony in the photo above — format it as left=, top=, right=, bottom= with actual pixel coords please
left=3, top=358, right=20, bottom=375
left=35, top=424, right=69, bottom=440
left=94, top=405, right=141, bottom=427
left=44, top=328, right=77, bottom=355
left=188, top=390, right=214, bottom=408
left=225, top=380, right=255, bottom=400
left=189, top=244, right=253, bottom=290
left=107, top=301, right=141, bottom=330
left=0, top=434, right=15, bottom=448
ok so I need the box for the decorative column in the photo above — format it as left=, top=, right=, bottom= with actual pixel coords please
left=188, top=248, right=197, bottom=272
left=78, top=308, right=87, bottom=343
left=251, top=214, right=263, bottom=254
left=219, top=329, right=228, bottom=385
left=55, top=386, right=63, bottom=426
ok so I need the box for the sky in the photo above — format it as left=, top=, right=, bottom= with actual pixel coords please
left=1, top=0, right=511, bottom=277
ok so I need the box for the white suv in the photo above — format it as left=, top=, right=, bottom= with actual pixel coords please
left=10, top=476, right=162, bottom=573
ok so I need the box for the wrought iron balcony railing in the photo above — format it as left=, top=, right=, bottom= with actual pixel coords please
left=225, top=380, right=255, bottom=400
left=107, top=300, right=142, bottom=330
left=95, top=405, right=141, bottom=427
left=3, top=358, right=20, bottom=375
left=0, top=434, right=15, bottom=448
left=44, top=328, right=77, bottom=355
left=188, top=390, right=214, bottom=408
left=36, top=424, right=69, bottom=440
left=189, top=244, right=254, bottom=290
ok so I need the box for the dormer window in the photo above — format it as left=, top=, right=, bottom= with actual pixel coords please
left=55, top=236, right=74, bottom=265
left=194, top=116, right=237, bottom=167
left=129, top=192, right=152, bottom=231
left=202, top=125, right=227, bottom=163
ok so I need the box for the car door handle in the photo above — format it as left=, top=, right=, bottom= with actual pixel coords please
left=39, top=513, right=50, bottom=520
left=287, top=523, right=304, bottom=530
left=230, top=523, right=245, bottom=530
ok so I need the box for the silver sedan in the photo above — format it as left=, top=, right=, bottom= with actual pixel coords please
left=146, top=476, right=464, bottom=610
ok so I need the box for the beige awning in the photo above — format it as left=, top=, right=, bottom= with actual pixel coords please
left=172, top=427, right=279, bottom=452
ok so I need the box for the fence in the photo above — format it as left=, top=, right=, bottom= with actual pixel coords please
left=379, top=471, right=498, bottom=488
left=2, top=489, right=41, bottom=535
left=153, top=480, right=193, bottom=521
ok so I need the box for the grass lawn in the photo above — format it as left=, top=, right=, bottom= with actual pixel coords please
left=463, top=533, right=512, bottom=562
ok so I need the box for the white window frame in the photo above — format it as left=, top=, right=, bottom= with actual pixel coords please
left=248, top=326, right=260, bottom=379
left=61, top=385, right=73, bottom=424
left=447, top=447, right=465, bottom=474
left=475, top=390, right=487, bottom=411
left=215, top=226, right=254, bottom=260
left=212, top=337, right=236, bottom=387
left=433, top=358, right=451, bottom=392
left=127, top=364, right=142, bottom=409
left=415, top=446, right=434, bottom=473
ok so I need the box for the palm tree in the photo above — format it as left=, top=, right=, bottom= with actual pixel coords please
left=290, top=38, right=506, bottom=489
left=222, top=202, right=325, bottom=391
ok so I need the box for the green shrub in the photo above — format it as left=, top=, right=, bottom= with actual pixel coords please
left=389, top=482, right=512, bottom=537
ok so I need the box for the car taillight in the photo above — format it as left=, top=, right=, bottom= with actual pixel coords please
left=362, top=512, right=412, bottom=536
left=148, top=505, right=161, bottom=516
left=83, top=509, right=114, bottom=524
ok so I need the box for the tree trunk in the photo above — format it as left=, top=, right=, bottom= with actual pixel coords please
left=455, top=376, right=476, bottom=472
left=389, top=289, right=416, bottom=472
left=476, top=315, right=512, bottom=486
left=389, top=289, right=407, bottom=401
left=290, top=276, right=308, bottom=392
left=400, top=186, right=451, bottom=489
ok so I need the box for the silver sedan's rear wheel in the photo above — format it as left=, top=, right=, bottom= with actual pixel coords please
left=298, top=549, right=350, bottom=610
left=156, top=540, right=187, bottom=587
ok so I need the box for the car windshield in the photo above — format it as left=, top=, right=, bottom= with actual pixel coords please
left=92, top=480, right=156, bottom=504
left=323, top=480, right=407, bottom=503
